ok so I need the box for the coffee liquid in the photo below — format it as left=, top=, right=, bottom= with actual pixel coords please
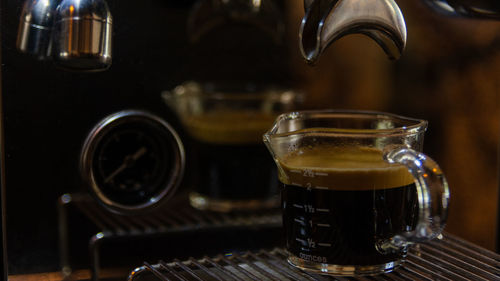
left=186, top=111, right=278, bottom=201
left=279, top=146, right=417, bottom=266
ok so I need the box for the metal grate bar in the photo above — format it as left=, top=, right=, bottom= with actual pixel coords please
left=392, top=268, right=430, bottom=281
left=113, top=214, right=144, bottom=234
left=194, top=212, right=223, bottom=227
left=411, top=247, right=491, bottom=280
left=87, top=203, right=129, bottom=234
left=246, top=252, right=304, bottom=281
left=220, top=213, right=237, bottom=225
left=355, top=276, right=374, bottom=281
left=172, top=260, right=204, bottom=281
left=127, top=215, right=157, bottom=233
left=407, top=258, right=456, bottom=281
left=140, top=215, right=168, bottom=232
left=443, top=235, right=500, bottom=261
left=161, top=209, right=191, bottom=226
left=74, top=201, right=111, bottom=232
left=178, top=209, right=204, bottom=226
left=437, top=237, right=500, bottom=266
left=83, top=204, right=115, bottom=233
left=187, top=258, right=226, bottom=281
left=397, top=263, right=435, bottom=280
left=377, top=273, right=405, bottom=281
left=158, top=260, right=191, bottom=281
left=154, top=211, right=183, bottom=228
left=232, top=253, right=282, bottom=281
left=217, top=254, right=263, bottom=280
left=203, top=257, right=246, bottom=281
left=420, top=243, right=499, bottom=280
left=143, top=262, right=170, bottom=281
left=428, top=240, right=500, bottom=273
left=407, top=251, right=470, bottom=281
left=177, top=209, right=209, bottom=227
left=353, top=276, right=376, bottom=281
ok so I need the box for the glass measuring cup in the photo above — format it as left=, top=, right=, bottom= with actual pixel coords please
left=263, top=110, right=449, bottom=276
left=163, top=82, right=301, bottom=212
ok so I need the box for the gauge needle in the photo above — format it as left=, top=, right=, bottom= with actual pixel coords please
left=104, top=147, right=148, bottom=183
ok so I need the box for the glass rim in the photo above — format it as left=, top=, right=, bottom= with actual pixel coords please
left=264, top=109, right=428, bottom=138
left=162, top=81, right=303, bottom=102
left=194, top=89, right=300, bottom=101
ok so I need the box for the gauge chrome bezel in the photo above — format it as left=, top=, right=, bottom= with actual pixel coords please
left=80, top=110, right=185, bottom=215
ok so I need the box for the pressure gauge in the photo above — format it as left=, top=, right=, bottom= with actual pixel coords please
left=80, top=110, right=185, bottom=214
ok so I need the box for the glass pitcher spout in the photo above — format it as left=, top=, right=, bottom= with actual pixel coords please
left=299, top=0, right=407, bottom=64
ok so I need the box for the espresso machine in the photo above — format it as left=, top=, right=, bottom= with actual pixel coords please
left=0, top=0, right=500, bottom=280
left=1, top=0, right=293, bottom=279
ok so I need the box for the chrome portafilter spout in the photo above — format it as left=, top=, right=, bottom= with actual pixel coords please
left=16, top=0, right=112, bottom=72
left=187, top=0, right=285, bottom=44
left=16, top=0, right=59, bottom=59
left=52, top=0, right=112, bottom=72
left=423, top=0, right=500, bottom=19
left=299, top=0, right=407, bottom=64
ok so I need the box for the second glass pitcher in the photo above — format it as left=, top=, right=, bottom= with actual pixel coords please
left=163, top=82, right=301, bottom=212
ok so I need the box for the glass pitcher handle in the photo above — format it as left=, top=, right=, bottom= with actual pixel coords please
left=378, top=146, right=450, bottom=253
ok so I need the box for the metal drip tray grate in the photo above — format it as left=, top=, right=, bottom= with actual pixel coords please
left=61, top=193, right=281, bottom=236
left=59, top=193, right=282, bottom=280
left=128, top=234, right=500, bottom=281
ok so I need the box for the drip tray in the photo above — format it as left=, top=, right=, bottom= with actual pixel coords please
left=128, top=235, right=500, bottom=281
left=58, top=193, right=283, bottom=280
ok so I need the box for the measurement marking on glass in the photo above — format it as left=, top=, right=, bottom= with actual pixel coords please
left=293, top=204, right=303, bottom=209
left=290, top=170, right=301, bottom=173
left=291, top=183, right=302, bottom=187
left=315, top=186, right=329, bottom=190
left=318, top=243, right=332, bottom=247
left=316, top=208, right=330, bottom=213
left=294, top=218, right=305, bottom=224
left=296, top=238, right=306, bottom=244
left=317, top=223, right=330, bottom=227
left=314, top=172, right=328, bottom=176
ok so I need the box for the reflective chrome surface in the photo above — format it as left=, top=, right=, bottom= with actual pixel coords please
left=299, top=0, right=407, bottom=64
left=52, top=0, right=113, bottom=71
left=16, top=0, right=58, bottom=59
left=188, top=0, right=285, bottom=44
left=80, top=110, right=185, bottom=215
left=423, top=0, right=500, bottom=19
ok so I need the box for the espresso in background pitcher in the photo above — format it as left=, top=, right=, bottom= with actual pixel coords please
left=163, top=82, right=301, bottom=212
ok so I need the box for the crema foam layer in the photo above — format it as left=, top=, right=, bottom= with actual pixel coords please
left=184, top=111, right=276, bottom=145
left=279, top=146, right=414, bottom=190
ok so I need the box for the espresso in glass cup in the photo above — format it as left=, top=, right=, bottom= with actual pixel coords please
left=264, top=110, right=450, bottom=275
left=163, top=82, right=301, bottom=212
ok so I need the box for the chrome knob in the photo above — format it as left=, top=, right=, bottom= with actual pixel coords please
left=52, top=0, right=112, bottom=72
left=16, top=0, right=58, bottom=59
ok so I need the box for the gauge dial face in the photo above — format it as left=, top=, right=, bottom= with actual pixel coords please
left=81, top=111, right=185, bottom=214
